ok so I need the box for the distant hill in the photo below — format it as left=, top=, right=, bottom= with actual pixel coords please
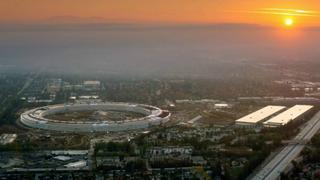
left=44, top=16, right=134, bottom=24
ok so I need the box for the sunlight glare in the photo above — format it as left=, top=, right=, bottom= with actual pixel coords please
left=284, top=18, right=294, bottom=27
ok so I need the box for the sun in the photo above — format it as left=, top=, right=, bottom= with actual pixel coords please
left=284, top=18, right=294, bottom=27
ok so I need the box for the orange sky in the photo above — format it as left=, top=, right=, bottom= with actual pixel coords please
left=0, top=0, right=319, bottom=26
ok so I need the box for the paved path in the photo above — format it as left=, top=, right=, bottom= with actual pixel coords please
left=252, top=111, right=320, bottom=180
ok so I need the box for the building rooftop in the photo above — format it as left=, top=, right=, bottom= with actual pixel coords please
left=83, top=80, right=100, bottom=85
left=263, top=105, right=313, bottom=126
left=0, top=134, right=17, bottom=145
left=235, top=106, right=286, bottom=124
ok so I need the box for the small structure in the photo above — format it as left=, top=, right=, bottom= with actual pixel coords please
left=53, top=155, right=72, bottom=161
left=148, top=146, right=193, bottom=157
left=214, top=103, right=230, bottom=109
left=192, top=156, right=207, bottom=165
left=96, top=156, right=122, bottom=168
left=64, top=160, right=87, bottom=168
left=0, top=134, right=17, bottom=145
left=187, top=115, right=202, bottom=124
left=83, top=80, right=101, bottom=91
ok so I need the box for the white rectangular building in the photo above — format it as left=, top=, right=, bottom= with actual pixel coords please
left=0, top=134, right=17, bottom=145
left=64, top=160, right=87, bottom=168
left=235, top=106, right=286, bottom=126
left=263, top=105, right=313, bottom=127
left=83, top=80, right=101, bottom=91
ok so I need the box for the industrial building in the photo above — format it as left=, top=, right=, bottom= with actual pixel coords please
left=263, top=105, right=313, bottom=127
left=235, top=106, right=286, bottom=127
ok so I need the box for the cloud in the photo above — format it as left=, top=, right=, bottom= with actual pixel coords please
left=261, top=8, right=318, bottom=14
left=228, top=8, right=319, bottom=17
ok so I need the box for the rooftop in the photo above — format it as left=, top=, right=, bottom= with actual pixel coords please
left=235, top=106, right=286, bottom=124
left=263, top=105, right=313, bottom=126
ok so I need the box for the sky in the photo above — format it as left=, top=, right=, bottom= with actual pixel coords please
left=0, top=0, right=319, bottom=26
left=1, top=23, right=320, bottom=76
left=0, top=1, right=320, bottom=76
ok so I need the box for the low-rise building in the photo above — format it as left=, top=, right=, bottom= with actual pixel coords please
left=235, top=105, right=286, bottom=127
left=0, top=134, right=17, bottom=145
left=263, top=105, right=314, bottom=127
left=83, top=81, right=101, bottom=91
left=148, top=146, right=193, bottom=159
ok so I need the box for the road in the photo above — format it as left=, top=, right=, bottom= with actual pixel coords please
left=0, top=75, right=35, bottom=114
left=187, top=115, right=202, bottom=124
left=252, top=111, right=320, bottom=180
left=17, top=77, right=34, bottom=96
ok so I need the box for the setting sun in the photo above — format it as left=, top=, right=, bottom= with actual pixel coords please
left=284, top=18, right=294, bottom=26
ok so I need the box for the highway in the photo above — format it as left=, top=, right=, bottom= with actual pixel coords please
left=252, top=111, right=320, bottom=180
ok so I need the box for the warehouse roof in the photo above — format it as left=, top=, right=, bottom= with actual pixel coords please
left=235, top=106, right=286, bottom=124
left=263, top=105, right=313, bottom=126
